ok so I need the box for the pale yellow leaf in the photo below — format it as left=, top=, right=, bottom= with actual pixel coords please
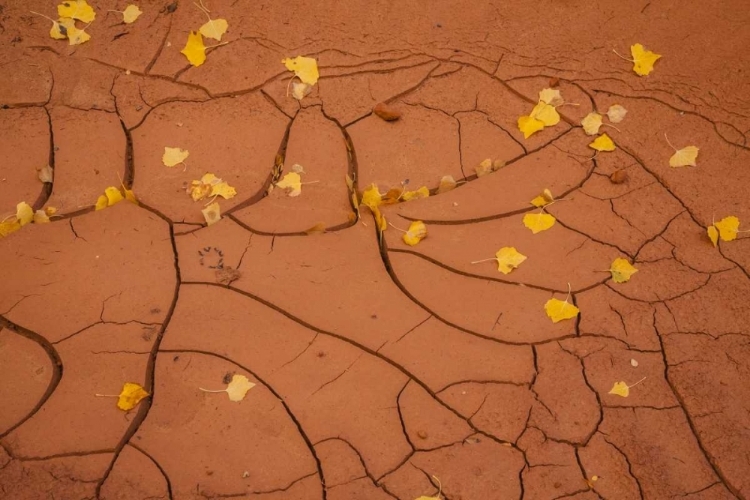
left=202, top=202, right=221, bottom=226
left=34, top=210, right=50, bottom=224
left=669, top=146, right=699, bottom=167
left=282, top=56, right=319, bottom=85
left=122, top=5, right=142, bottom=23
left=523, top=212, right=556, bottom=234
left=163, top=147, right=189, bottom=167
left=38, top=164, right=54, bottom=183
left=538, top=88, right=563, bottom=106
left=16, top=202, right=34, bottom=226
left=437, top=175, right=456, bottom=194
left=581, top=112, right=603, bottom=136
left=276, top=172, right=302, bottom=197
left=607, top=104, right=627, bottom=123
left=291, top=81, right=313, bottom=100
left=610, top=258, right=638, bottom=283
left=200, top=18, right=228, bottom=41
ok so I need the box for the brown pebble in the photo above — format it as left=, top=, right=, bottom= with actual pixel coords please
left=373, top=102, right=401, bottom=121
left=609, top=169, right=628, bottom=184
left=417, top=430, right=428, bottom=439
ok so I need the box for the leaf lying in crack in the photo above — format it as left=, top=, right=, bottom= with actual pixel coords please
left=669, top=145, right=699, bottom=168
left=189, top=174, right=237, bottom=201
left=403, top=221, right=427, bottom=246
left=58, top=0, right=96, bottom=22
left=518, top=90, right=563, bottom=138
left=589, top=133, right=616, bottom=152
left=530, top=188, right=554, bottom=208
left=202, top=202, right=221, bottom=225
left=361, top=184, right=383, bottom=210
left=16, top=202, right=34, bottom=226
left=607, top=104, right=627, bottom=123
left=163, top=147, right=189, bottom=167
left=539, top=88, right=564, bottom=107
left=523, top=212, right=556, bottom=234
left=200, top=374, right=256, bottom=402
left=37, top=164, right=54, bottom=183
left=282, top=56, right=319, bottom=85
left=34, top=210, right=50, bottom=224
left=530, top=101, right=560, bottom=126
left=610, top=258, right=638, bottom=283
left=402, top=186, right=430, bottom=201
left=181, top=31, right=207, bottom=67
left=374, top=207, right=387, bottom=233
left=707, top=225, right=719, bottom=247
left=630, top=43, right=661, bottom=76
left=275, top=172, right=302, bottom=197
left=437, top=175, right=457, bottom=194
left=713, top=216, right=741, bottom=242
left=200, top=18, right=228, bottom=41
left=544, top=296, right=579, bottom=323
left=581, top=112, right=603, bottom=135
left=95, top=186, right=137, bottom=210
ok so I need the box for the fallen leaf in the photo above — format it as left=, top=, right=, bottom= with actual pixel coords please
left=105, top=186, right=124, bottom=206
left=200, top=18, right=228, bottom=41
left=98, top=382, right=149, bottom=411
left=494, top=247, right=527, bottom=274
left=589, top=133, right=616, bottom=152
left=530, top=188, right=554, bottom=208
left=124, top=189, right=138, bottom=204
left=181, top=31, right=207, bottom=67
left=610, top=258, right=638, bottom=283
left=200, top=374, right=255, bottom=402
left=714, top=216, right=740, bottom=242
left=58, top=17, right=91, bottom=45
left=95, top=195, right=108, bottom=210
left=275, top=172, right=302, bottom=197
left=361, top=184, right=383, bottom=210
left=518, top=115, right=545, bottom=139
left=119, top=5, right=142, bottom=23
left=607, top=104, right=628, bottom=123
left=34, top=210, right=50, bottom=224
left=202, top=202, right=221, bottom=225
left=373, top=206, right=387, bottom=233
left=437, top=175, right=456, bottom=194
left=403, top=221, right=427, bottom=246
left=38, top=164, right=54, bottom=183
left=215, top=266, right=241, bottom=285
left=305, top=222, right=327, bottom=235
left=475, top=158, right=493, bottom=177
left=530, top=101, right=560, bottom=126
left=669, top=146, right=699, bottom=168
left=0, top=220, right=21, bottom=237
left=58, top=0, right=96, bottom=22
left=544, top=296, right=579, bottom=323
left=581, top=112, right=603, bottom=136
left=707, top=225, right=719, bottom=247
left=189, top=174, right=236, bottom=201
left=373, top=102, right=401, bottom=121
left=282, top=56, right=319, bottom=85
left=45, top=206, right=57, bottom=216
left=539, top=88, right=564, bottom=107
left=493, top=159, right=506, bottom=171
left=162, top=147, right=189, bottom=167
left=608, top=377, right=646, bottom=398
left=291, top=82, right=313, bottom=100
left=37, top=14, right=68, bottom=40
left=210, top=182, right=237, bottom=200
left=630, top=43, right=661, bottom=76
left=413, top=475, right=443, bottom=500
left=609, top=170, right=628, bottom=184
left=402, top=186, right=430, bottom=201
left=16, top=202, right=34, bottom=226
left=523, top=212, right=556, bottom=234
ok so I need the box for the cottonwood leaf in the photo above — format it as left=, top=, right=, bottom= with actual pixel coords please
left=530, top=101, right=560, bottom=126
left=181, top=31, right=207, bottom=67
left=608, top=377, right=646, bottom=398
left=202, top=202, right=221, bottom=225
left=48, top=18, right=68, bottom=40
left=116, top=382, right=149, bottom=411
left=162, top=147, right=189, bottom=167
left=373, top=207, right=387, bottom=232
left=530, top=188, right=554, bottom=208
left=607, top=104, right=627, bottom=123
left=361, top=184, right=383, bottom=210
left=120, top=5, right=142, bottom=23
left=517, top=115, right=545, bottom=139
left=669, top=146, right=699, bottom=168
left=707, top=225, right=719, bottom=247
left=589, top=133, right=616, bottom=152
left=544, top=297, right=579, bottom=323
left=275, top=172, right=302, bottom=197
left=0, top=219, right=21, bottom=237
left=95, top=195, right=108, bottom=210
left=16, top=202, right=34, bottom=226
left=58, top=0, right=96, bottom=22
left=402, top=186, right=430, bottom=201
left=282, top=56, right=319, bottom=85
left=403, top=221, right=427, bottom=246
left=38, top=164, right=54, bottom=183
left=105, top=186, right=124, bottom=206
left=59, top=17, right=91, bottom=45
left=200, top=374, right=255, bottom=402
left=34, top=210, right=50, bottom=224
left=610, top=258, right=638, bottom=283
left=475, top=158, right=493, bottom=177
left=189, top=173, right=236, bottom=201
left=494, top=247, right=527, bottom=274
left=200, top=18, right=228, bottom=41
left=305, top=222, right=326, bottom=235
left=291, top=82, right=313, bottom=100
left=581, top=112, right=603, bottom=135
left=539, top=88, right=564, bottom=106
left=630, top=43, right=661, bottom=76
left=714, top=216, right=740, bottom=242
left=523, top=212, right=556, bottom=234
left=437, top=175, right=456, bottom=194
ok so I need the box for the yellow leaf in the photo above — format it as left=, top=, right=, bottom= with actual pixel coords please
left=38, top=164, right=54, bottom=183
left=45, top=206, right=58, bottom=216
left=707, top=225, right=719, bottom=247
left=116, top=382, right=149, bottom=411
left=518, top=115, right=545, bottom=139
left=607, top=104, right=627, bottom=123
left=581, top=112, right=603, bottom=136
left=475, top=158, right=493, bottom=177
left=630, top=43, right=661, bottom=76
left=200, top=374, right=256, bottom=402
left=59, top=17, right=91, bottom=45
left=162, top=147, right=189, bottom=167
left=523, top=212, right=556, bottom=234
left=200, top=18, right=228, bottom=41
left=544, top=297, right=580, bottom=323
left=121, top=5, right=142, bottom=24
left=105, top=186, right=124, bottom=206
left=16, top=202, right=34, bottom=226
left=608, top=377, right=646, bottom=398
left=95, top=194, right=108, bottom=210
left=495, top=247, right=527, bottom=274
left=281, top=56, right=319, bottom=85
left=181, top=31, right=207, bottom=67
left=530, top=188, right=554, bottom=208
left=58, top=0, right=96, bottom=23
left=402, top=186, right=430, bottom=201
left=210, top=182, right=236, bottom=200
left=538, top=88, right=563, bottom=106
left=437, top=175, right=457, bottom=194
left=202, top=202, right=221, bottom=226
left=610, top=258, right=638, bottom=283
left=49, top=19, right=68, bottom=40
left=275, top=172, right=302, bottom=197
left=34, top=210, right=50, bottom=224
left=361, top=184, right=383, bottom=210
left=714, top=216, right=740, bottom=242
left=403, top=221, right=427, bottom=246
left=124, top=189, right=138, bottom=205
left=589, top=133, right=616, bottom=152
left=530, top=101, right=560, bottom=126
left=0, top=220, right=21, bottom=237
left=373, top=206, right=387, bottom=232
left=291, top=81, right=313, bottom=100
left=669, top=146, right=699, bottom=168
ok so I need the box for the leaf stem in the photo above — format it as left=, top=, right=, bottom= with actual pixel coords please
left=388, top=222, right=407, bottom=233
left=198, top=387, right=227, bottom=393
left=470, top=257, right=497, bottom=264
left=95, top=393, right=120, bottom=398
left=664, top=132, right=678, bottom=152
left=612, top=49, right=634, bottom=62
left=602, top=123, right=621, bottom=132
left=30, top=11, right=57, bottom=23
left=627, top=376, right=647, bottom=388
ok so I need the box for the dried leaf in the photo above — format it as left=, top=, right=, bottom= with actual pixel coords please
left=305, top=222, right=326, bottom=235
left=215, top=266, right=241, bottom=285
left=610, top=258, right=638, bottom=283
left=494, top=247, right=527, bottom=274
left=121, top=5, right=142, bottom=23
left=402, top=186, right=430, bottom=201
left=523, top=212, right=556, bottom=234
left=163, top=147, right=189, bottom=167
left=669, top=146, right=699, bottom=168
left=714, top=216, right=740, bottom=242
left=589, top=133, right=616, bottom=152
left=124, top=189, right=138, bottom=205
left=581, top=112, right=603, bottom=136
left=291, top=164, right=306, bottom=174
left=539, top=88, right=564, bottom=106
left=361, top=184, right=383, bottom=210
left=189, top=173, right=236, bottom=201
left=275, top=172, right=302, bottom=197
left=530, top=101, right=560, bottom=126
left=48, top=18, right=68, bottom=40
left=58, top=17, right=90, bottom=45
left=181, top=31, right=207, bottom=67
left=475, top=158, right=493, bottom=177
left=544, top=297, right=579, bottom=323
left=291, top=82, right=313, bottom=100
left=202, top=202, right=221, bottom=225
left=200, top=18, right=228, bottom=41
left=373, top=102, right=401, bottom=121
left=0, top=220, right=21, bottom=237
left=373, top=206, right=387, bottom=232
left=403, top=221, right=427, bottom=246
left=437, top=175, right=457, bottom=194
left=58, top=0, right=96, bottom=22
left=34, top=210, right=50, bottom=224
left=607, top=104, right=627, bottom=123
left=630, top=43, right=661, bottom=76
left=105, top=186, right=124, bottom=206
left=530, top=189, right=554, bottom=208
left=630, top=359, right=639, bottom=367
left=45, top=206, right=58, bottom=216
left=281, top=56, right=319, bottom=85
left=608, top=377, right=646, bottom=398
left=517, top=115, right=545, bottom=139
left=95, top=195, right=108, bottom=210
left=200, top=374, right=255, bottom=402
left=16, top=202, right=34, bottom=226
left=38, top=165, right=54, bottom=183
left=116, top=382, right=149, bottom=411
left=707, top=225, right=719, bottom=247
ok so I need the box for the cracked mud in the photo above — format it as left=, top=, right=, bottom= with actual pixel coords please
left=2, top=1, right=750, bottom=499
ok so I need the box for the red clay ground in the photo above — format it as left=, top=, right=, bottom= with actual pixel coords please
left=1, top=1, right=750, bottom=499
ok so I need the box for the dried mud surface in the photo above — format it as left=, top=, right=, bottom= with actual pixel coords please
left=2, top=1, right=750, bottom=499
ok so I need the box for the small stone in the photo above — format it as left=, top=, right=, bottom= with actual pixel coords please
left=630, top=358, right=639, bottom=367
left=242, top=471, right=250, bottom=478
left=610, top=169, right=628, bottom=184
left=417, top=430, right=428, bottom=439
left=373, top=102, right=401, bottom=121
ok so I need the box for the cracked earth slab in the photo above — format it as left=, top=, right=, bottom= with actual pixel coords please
left=2, top=1, right=750, bottom=499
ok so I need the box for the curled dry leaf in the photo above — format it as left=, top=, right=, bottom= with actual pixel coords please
left=403, top=221, right=427, bottom=246
left=707, top=225, right=719, bottom=247
left=630, top=358, right=639, bottom=367
left=33, top=210, right=50, bottom=224
left=291, top=82, right=313, bottom=100
left=475, top=158, right=493, bottom=177
left=95, top=186, right=136, bottom=210
left=16, top=202, right=34, bottom=226
left=305, top=222, right=326, bottom=235
left=189, top=174, right=237, bottom=201
left=437, top=175, right=456, bottom=194
left=373, top=102, right=402, bottom=121
left=402, top=186, right=430, bottom=201
left=530, top=188, right=554, bottom=208
left=607, top=104, right=627, bottom=123
left=215, top=266, right=241, bottom=285
left=361, top=184, right=383, bottom=210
